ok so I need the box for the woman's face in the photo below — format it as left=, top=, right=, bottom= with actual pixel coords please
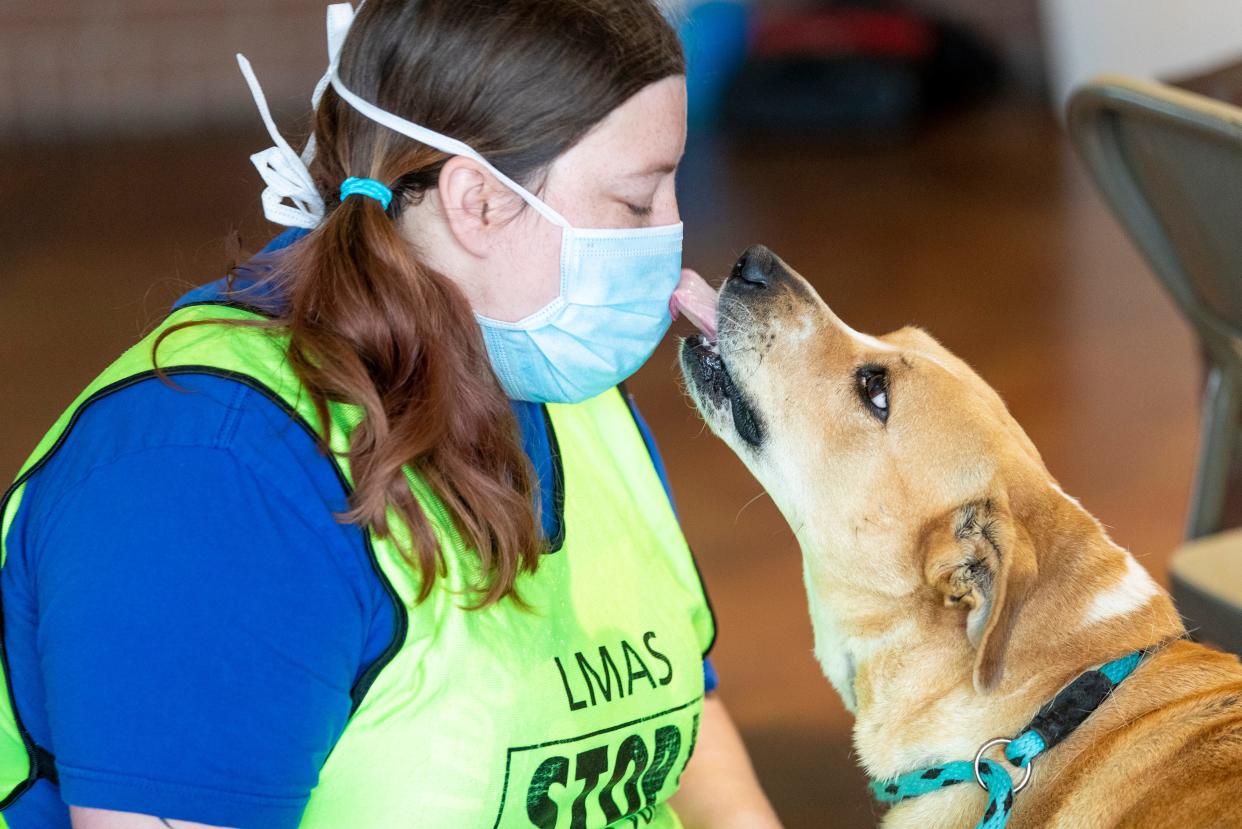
left=476, top=75, right=688, bottom=321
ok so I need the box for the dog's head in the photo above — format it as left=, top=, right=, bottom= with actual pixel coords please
left=679, top=247, right=1172, bottom=735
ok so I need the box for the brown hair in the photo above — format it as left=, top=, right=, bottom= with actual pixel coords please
left=153, top=0, right=684, bottom=606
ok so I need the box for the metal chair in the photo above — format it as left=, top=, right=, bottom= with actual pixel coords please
left=1068, top=76, right=1242, bottom=654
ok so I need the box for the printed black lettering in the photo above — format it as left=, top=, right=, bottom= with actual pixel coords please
left=576, top=646, right=623, bottom=705
left=641, top=724, right=682, bottom=807
left=570, top=745, right=609, bottom=829
left=621, top=639, right=657, bottom=695
left=643, top=631, right=674, bottom=686
left=526, top=755, right=570, bottom=829
left=599, top=733, right=650, bottom=823
left=555, top=656, right=588, bottom=712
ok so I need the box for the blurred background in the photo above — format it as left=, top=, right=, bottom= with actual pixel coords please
left=3, top=0, right=1242, bottom=826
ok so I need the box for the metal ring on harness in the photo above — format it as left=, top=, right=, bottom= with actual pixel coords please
left=973, top=737, right=1034, bottom=794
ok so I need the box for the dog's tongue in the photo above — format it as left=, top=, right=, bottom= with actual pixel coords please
left=670, top=268, right=719, bottom=342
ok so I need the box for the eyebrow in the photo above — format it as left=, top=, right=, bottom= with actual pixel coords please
left=625, top=161, right=679, bottom=178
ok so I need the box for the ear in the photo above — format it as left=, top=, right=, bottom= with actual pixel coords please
left=921, top=498, right=1036, bottom=693
left=436, top=156, right=513, bottom=258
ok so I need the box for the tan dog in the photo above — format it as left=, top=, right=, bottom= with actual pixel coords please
left=679, top=245, right=1242, bottom=827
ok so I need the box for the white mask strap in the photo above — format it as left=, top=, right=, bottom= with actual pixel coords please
left=327, top=67, right=572, bottom=229
left=235, top=3, right=357, bottom=228
left=238, top=1, right=570, bottom=230
left=302, top=2, right=358, bottom=166
left=236, top=53, right=325, bottom=228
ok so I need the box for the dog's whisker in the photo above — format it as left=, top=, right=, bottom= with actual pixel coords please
left=734, top=489, right=771, bottom=523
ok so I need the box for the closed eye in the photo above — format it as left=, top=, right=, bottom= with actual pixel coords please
left=856, top=366, right=889, bottom=423
left=626, top=202, right=654, bottom=217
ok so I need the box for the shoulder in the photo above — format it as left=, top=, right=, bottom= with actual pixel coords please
left=616, top=384, right=675, bottom=507
left=8, top=370, right=388, bottom=615
left=16, top=371, right=334, bottom=513
left=5, top=368, right=399, bottom=683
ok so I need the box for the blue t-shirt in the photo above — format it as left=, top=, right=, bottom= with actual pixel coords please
left=0, top=228, right=716, bottom=829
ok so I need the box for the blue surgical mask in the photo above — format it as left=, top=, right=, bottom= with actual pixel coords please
left=472, top=222, right=683, bottom=403
left=236, top=2, right=684, bottom=404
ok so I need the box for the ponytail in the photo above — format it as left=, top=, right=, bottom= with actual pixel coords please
left=155, top=0, right=684, bottom=607
left=155, top=183, right=543, bottom=607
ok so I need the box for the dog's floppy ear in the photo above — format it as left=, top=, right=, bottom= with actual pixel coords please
left=921, top=498, right=1035, bottom=693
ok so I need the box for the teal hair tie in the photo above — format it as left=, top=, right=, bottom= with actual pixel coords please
left=339, top=176, right=393, bottom=210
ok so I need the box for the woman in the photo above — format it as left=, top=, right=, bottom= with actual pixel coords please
left=0, top=1, right=779, bottom=827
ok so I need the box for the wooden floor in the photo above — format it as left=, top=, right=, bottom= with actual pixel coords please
left=0, top=95, right=1202, bottom=827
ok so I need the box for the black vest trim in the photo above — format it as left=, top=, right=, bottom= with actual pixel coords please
left=539, top=404, right=567, bottom=555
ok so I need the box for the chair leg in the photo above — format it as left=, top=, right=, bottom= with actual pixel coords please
left=1186, top=365, right=1241, bottom=539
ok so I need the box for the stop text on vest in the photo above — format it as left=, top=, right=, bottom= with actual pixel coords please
left=525, top=716, right=699, bottom=829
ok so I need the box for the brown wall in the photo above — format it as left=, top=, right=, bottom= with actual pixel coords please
left=2, top=0, right=1047, bottom=141
left=0, top=0, right=327, bottom=140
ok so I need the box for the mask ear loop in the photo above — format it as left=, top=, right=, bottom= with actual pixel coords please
left=326, top=65, right=573, bottom=230
left=238, top=0, right=573, bottom=231
left=301, top=2, right=358, bottom=168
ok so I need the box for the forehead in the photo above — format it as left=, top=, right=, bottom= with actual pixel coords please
left=820, top=320, right=962, bottom=379
left=557, top=77, right=687, bottom=176
left=795, top=317, right=1004, bottom=435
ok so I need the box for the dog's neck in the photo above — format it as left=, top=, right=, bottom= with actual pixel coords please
left=801, top=486, right=1184, bottom=793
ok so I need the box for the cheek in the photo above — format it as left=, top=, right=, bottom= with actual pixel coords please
left=767, top=420, right=887, bottom=533
left=490, top=210, right=564, bottom=320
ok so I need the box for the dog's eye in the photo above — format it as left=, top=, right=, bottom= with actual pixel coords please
left=856, top=367, right=889, bottom=422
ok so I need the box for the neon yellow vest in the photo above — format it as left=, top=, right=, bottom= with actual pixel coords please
left=0, top=303, right=715, bottom=828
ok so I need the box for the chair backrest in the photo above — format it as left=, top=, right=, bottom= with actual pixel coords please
left=1069, top=76, right=1242, bottom=373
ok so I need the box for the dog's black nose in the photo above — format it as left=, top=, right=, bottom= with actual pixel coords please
left=732, top=245, right=771, bottom=289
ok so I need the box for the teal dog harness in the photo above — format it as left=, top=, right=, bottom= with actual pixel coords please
left=869, top=650, right=1147, bottom=829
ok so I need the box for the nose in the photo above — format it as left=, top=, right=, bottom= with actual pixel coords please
left=731, top=245, right=774, bottom=289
